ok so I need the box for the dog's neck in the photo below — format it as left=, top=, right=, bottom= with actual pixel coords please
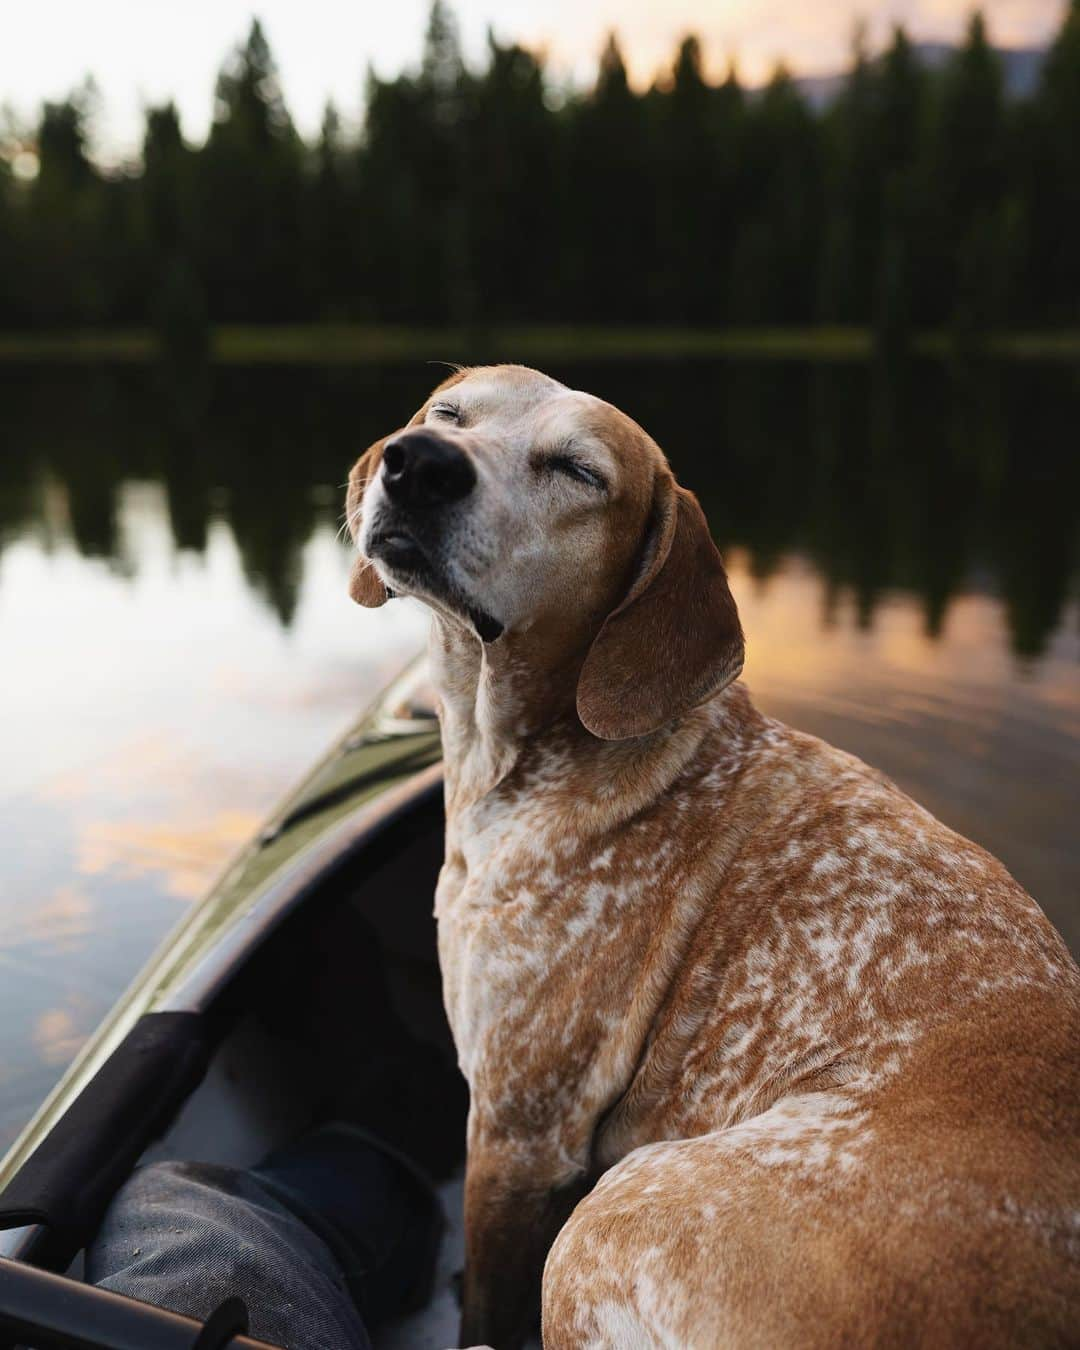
left=428, top=612, right=729, bottom=822
left=428, top=613, right=581, bottom=807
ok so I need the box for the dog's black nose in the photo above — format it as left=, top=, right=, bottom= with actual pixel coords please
left=381, top=430, right=475, bottom=508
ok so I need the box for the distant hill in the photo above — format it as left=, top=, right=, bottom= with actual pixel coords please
left=793, top=42, right=1048, bottom=109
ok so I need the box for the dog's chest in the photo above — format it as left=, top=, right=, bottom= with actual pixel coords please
left=434, top=787, right=684, bottom=1091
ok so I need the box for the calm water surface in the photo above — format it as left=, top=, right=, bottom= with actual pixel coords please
left=1, top=357, right=1077, bottom=1151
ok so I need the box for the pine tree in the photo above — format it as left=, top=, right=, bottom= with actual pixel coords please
left=417, top=0, right=473, bottom=321
left=655, top=36, right=725, bottom=323
left=308, top=103, right=361, bottom=319
left=568, top=35, right=653, bottom=321
left=874, top=26, right=929, bottom=342
left=730, top=67, right=821, bottom=324
left=25, top=84, right=104, bottom=325
left=0, top=137, right=11, bottom=325
left=197, top=20, right=306, bottom=320
left=1027, top=0, right=1080, bottom=323
left=463, top=33, right=559, bottom=321
left=819, top=24, right=879, bottom=323
left=928, top=13, right=1011, bottom=334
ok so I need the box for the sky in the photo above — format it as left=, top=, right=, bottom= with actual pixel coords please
left=3, top=0, right=1068, bottom=160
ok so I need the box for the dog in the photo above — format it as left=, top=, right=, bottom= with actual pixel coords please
left=346, top=365, right=1080, bottom=1349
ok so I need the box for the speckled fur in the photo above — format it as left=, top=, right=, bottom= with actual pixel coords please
left=347, top=366, right=1080, bottom=1350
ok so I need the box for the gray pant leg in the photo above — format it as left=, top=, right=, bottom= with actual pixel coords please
left=86, top=1160, right=371, bottom=1350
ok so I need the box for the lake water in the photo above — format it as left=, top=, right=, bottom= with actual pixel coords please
left=1, top=356, right=1077, bottom=1152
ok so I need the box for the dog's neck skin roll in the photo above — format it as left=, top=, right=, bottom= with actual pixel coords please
left=347, top=366, right=1080, bottom=1350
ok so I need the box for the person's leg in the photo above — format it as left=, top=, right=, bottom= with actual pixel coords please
left=87, top=1126, right=443, bottom=1350
left=88, top=1157, right=372, bottom=1350
left=253, top=1123, right=443, bottom=1330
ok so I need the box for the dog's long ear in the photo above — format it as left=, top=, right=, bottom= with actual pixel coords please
left=346, top=437, right=389, bottom=608
left=577, top=473, right=743, bottom=740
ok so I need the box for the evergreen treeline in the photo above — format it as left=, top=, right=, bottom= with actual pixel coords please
left=1, top=0, right=1078, bottom=336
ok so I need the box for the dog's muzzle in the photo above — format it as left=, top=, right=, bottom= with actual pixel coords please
left=364, top=429, right=503, bottom=643
left=366, top=427, right=475, bottom=576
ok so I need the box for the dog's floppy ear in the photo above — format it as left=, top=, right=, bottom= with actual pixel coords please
left=346, top=437, right=389, bottom=608
left=577, top=473, right=743, bottom=740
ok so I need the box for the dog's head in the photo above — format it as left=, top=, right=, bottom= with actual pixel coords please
left=346, top=364, right=743, bottom=739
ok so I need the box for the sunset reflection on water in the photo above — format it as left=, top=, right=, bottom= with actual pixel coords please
left=0, top=476, right=428, bottom=1148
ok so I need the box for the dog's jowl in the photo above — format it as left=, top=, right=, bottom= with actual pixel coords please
left=347, top=365, right=1080, bottom=1350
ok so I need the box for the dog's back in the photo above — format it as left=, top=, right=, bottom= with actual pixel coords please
left=544, top=698, right=1080, bottom=1347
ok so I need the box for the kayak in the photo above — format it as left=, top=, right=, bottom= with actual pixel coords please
left=0, top=657, right=467, bottom=1348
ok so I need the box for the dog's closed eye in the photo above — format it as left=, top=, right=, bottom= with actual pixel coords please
left=429, top=402, right=462, bottom=423
left=539, top=454, right=608, bottom=492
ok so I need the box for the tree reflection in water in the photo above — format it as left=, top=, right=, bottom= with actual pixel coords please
left=1, top=357, right=1074, bottom=656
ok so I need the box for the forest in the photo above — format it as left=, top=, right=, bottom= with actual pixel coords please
left=0, top=0, right=1078, bottom=342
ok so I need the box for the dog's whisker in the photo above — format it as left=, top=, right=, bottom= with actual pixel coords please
left=333, top=504, right=365, bottom=546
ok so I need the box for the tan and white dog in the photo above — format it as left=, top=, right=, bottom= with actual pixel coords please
left=346, top=365, right=1080, bottom=1350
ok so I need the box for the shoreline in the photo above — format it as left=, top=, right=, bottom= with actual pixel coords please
left=0, top=324, right=1078, bottom=364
